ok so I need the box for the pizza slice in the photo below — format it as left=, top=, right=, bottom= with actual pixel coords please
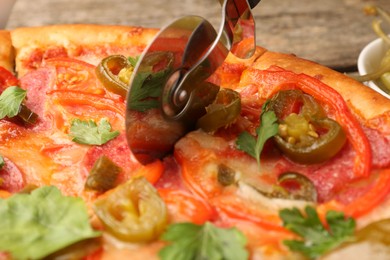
left=0, top=24, right=389, bottom=260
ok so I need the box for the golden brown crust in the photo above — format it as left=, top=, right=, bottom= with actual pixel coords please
left=0, top=30, right=14, bottom=72
left=252, top=48, right=390, bottom=129
left=11, top=24, right=158, bottom=76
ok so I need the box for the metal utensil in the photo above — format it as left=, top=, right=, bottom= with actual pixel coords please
left=126, top=0, right=261, bottom=164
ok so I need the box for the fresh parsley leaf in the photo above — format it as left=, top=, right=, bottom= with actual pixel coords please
left=0, top=155, right=4, bottom=169
left=0, top=86, right=27, bottom=120
left=236, top=102, right=279, bottom=167
left=280, top=206, right=356, bottom=259
left=69, top=118, right=119, bottom=145
left=0, top=186, right=101, bottom=259
left=127, top=53, right=173, bottom=112
left=159, top=222, right=248, bottom=260
left=128, top=71, right=161, bottom=112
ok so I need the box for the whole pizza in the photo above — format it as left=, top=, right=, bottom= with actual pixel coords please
left=1, top=23, right=390, bottom=260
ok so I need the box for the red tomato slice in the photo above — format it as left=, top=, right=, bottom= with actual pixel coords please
left=158, top=188, right=216, bottom=224
left=47, top=89, right=125, bottom=132
left=44, top=58, right=109, bottom=96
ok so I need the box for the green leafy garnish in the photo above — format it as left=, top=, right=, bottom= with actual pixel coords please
left=0, top=86, right=27, bottom=120
left=128, top=52, right=173, bottom=112
left=236, top=101, right=279, bottom=167
left=0, top=186, right=101, bottom=259
left=69, top=118, right=120, bottom=145
left=159, top=222, right=248, bottom=260
left=0, top=155, right=4, bottom=170
left=280, top=206, right=356, bottom=259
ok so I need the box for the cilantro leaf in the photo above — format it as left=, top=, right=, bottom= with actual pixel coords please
left=0, top=155, right=4, bottom=169
left=236, top=102, right=279, bottom=167
left=159, top=222, right=248, bottom=260
left=69, top=118, right=119, bottom=145
left=0, top=86, right=27, bottom=120
left=0, top=186, right=101, bottom=259
left=280, top=206, right=356, bottom=259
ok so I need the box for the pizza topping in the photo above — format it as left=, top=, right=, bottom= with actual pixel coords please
left=96, top=55, right=135, bottom=98
left=217, top=163, right=238, bottom=186
left=0, top=155, right=4, bottom=169
left=0, top=86, right=38, bottom=125
left=243, top=68, right=372, bottom=178
left=159, top=222, right=248, bottom=260
left=85, top=155, right=121, bottom=192
left=243, top=172, right=317, bottom=202
left=273, top=172, right=317, bottom=202
left=280, top=206, right=355, bottom=259
left=93, top=176, right=168, bottom=243
left=127, top=51, right=174, bottom=112
left=69, top=118, right=120, bottom=145
left=275, top=117, right=347, bottom=164
left=0, top=186, right=100, bottom=259
left=236, top=101, right=279, bottom=167
left=197, top=88, right=241, bottom=132
left=268, top=89, right=347, bottom=164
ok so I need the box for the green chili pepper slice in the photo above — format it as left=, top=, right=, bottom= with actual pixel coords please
left=275, top=172, right=317, bottom=202
left=252, top=171, right=317, bottom=202
left=275, top=117, right=347, bottom=164
left=93, top=176, right=168, bottom=243
left=96, top=55, right=133, bottom=98
left=269, top=90, right=347, bottom=164
left=196, top=88, right=241, bottom=132
left=85, top=155, right=121, bottom=192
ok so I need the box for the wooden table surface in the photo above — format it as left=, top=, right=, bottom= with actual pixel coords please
left=5, top=0, right=390, bottom=72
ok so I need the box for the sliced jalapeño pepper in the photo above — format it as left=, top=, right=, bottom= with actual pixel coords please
left=274, top=172, right=317, bottom=202
left=196, top=88, right=241, bottom=132
left=96, top=55, right=133, bottom=98
left=268, top=90, right=347, bottom=164
left=85, top=155, right=121, bottom=192
left=93, top=176, right=168, bottom=243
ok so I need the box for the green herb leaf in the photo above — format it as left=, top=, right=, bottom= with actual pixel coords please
left=0, top=155, right=4, bottom=169
left=0, top=186, right=101, bottom=259
left=0, top=86, right=27, bottom=120
left=236, top=102, right=279, bottom=167
left=69, top=118, right=120, bottom=145
left=128, top=52, right=173, bottom=112
left=280, top=206, right=356, bottom=259
left=159, top=222, right=248, bottom=260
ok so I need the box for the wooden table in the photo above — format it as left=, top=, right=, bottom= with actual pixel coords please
left=6, top=0, right=390, bottom=72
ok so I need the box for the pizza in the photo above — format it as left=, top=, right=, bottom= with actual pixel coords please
left=0, top=24, right=390, bottom=260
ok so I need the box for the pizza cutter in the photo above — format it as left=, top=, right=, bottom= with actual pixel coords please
left=126, top=0, right=261, bottom=164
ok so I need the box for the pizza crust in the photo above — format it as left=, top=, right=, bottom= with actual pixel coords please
left=0, top=30, right=14, bottom=72
left=252, top=48, right=390, bottom=130
left=11, top=24, right=158, bottom=76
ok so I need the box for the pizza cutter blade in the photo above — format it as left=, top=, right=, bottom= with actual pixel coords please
left=126, top=0, right=261, bottom=164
